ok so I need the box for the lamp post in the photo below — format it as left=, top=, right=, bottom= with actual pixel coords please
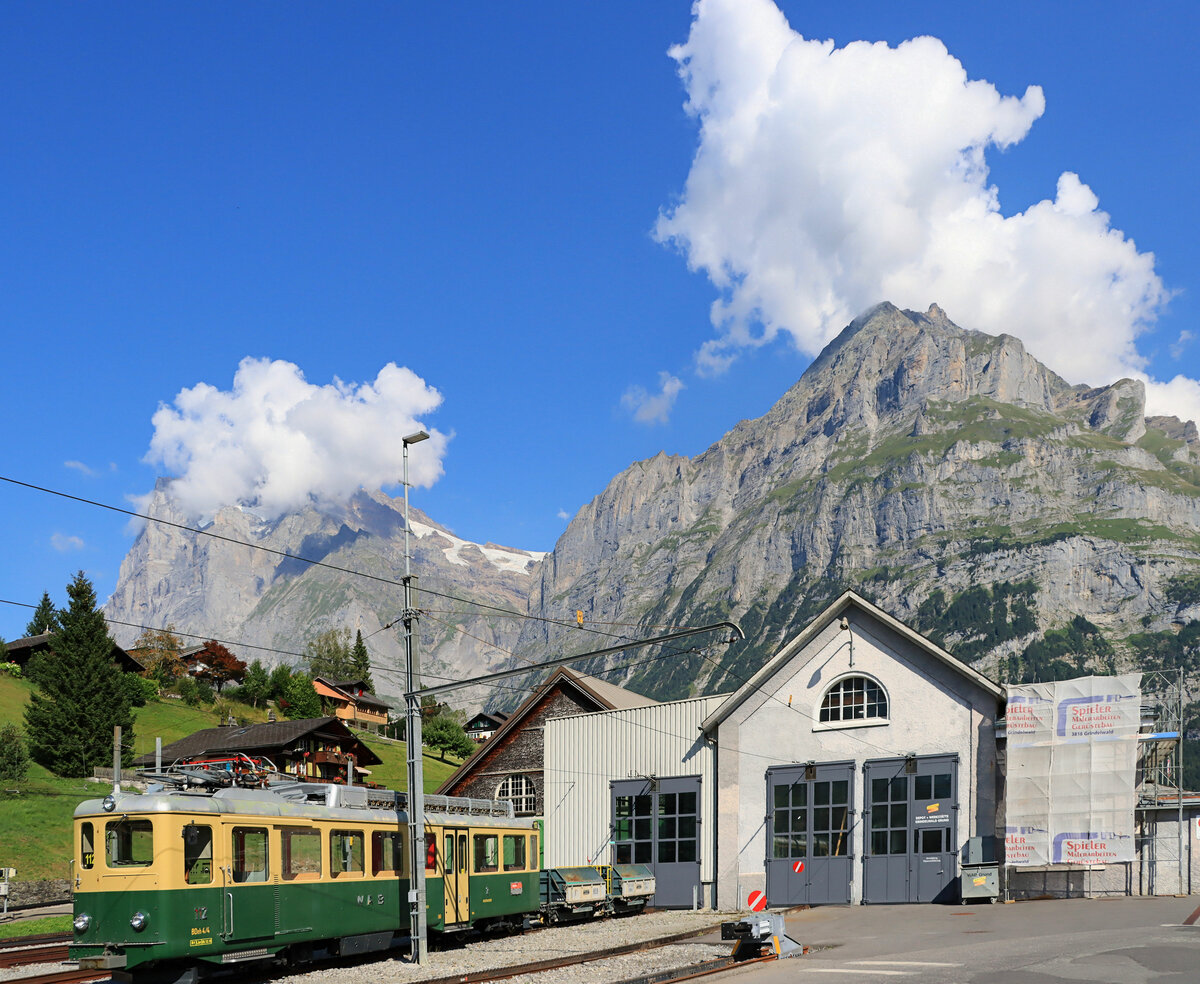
left=401, top=429, right=429, bottom=963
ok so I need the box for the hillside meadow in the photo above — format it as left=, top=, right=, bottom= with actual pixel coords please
left=0, top=673, right=467, bottom=884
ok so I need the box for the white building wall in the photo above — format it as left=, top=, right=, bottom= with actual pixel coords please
left=715, top=609, right=1000, bottom=907
left=544, top=696, right=726, bottom=891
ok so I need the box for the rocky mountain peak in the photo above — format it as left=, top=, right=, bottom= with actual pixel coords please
left=513, top=303, right=1200, bottom=701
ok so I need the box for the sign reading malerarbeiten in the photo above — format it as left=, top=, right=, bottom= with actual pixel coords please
left=1005, top=674, right=1141, bottom=866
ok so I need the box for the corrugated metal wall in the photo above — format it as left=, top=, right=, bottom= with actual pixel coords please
left=543, top=696, right=726, bottom=886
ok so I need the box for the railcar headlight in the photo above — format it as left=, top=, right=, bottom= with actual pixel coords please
left=73, top=913, right=91, bottom=933
left=102, top=795, right=116, bottom=812
left=130, top=911, right=149, bottom=932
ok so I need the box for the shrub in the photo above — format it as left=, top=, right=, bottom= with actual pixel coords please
left=0, top=723, right=30, bottom=781
left=121, top=673, right=159, bottom=707
left=0, top=661, right=21, bottom=678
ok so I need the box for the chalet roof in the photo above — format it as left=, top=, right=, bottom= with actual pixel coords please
left=313, top=677, right=391, bottom=711
left=133, top=715, right=382, bottom=767
left=466, top=711, right=508, bottom=730
left=329, top=679, right=391, bottom=709
left=435, top=666, right=654, bottom=795
left=701, top=589, right=1004, bottom=735
left=5, top=632, right=144, bottom=673
left=569, top=671, right=656, bottom=710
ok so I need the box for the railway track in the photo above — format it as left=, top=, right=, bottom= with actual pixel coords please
left=3, top=971, right=107, bottom=984
left=0, top=934, right=71, bottom=970
left=0, top=919, right=796, bottom=984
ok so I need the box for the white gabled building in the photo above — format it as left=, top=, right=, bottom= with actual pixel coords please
left=702, top=590, right=1004, bottom=907
left=544, top=590, right=1005, bottom=909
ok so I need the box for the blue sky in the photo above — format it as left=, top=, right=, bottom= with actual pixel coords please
left=2, top=0, right=1197, bottom=643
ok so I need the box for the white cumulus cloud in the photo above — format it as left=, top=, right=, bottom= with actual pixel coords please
left=656, top=0, right=1193, bottom=421
left=51, top=533, right=85, bottom=552
left=145, top=358, right=448, bottom=521
left=621, top=372, right=685, bottom=425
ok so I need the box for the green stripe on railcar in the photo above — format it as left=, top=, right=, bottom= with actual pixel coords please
left=425, top=873, right=446, bottom=929
left=71, top=878, right=410, bottom=971
left=469, top=869, right=539, bottom=921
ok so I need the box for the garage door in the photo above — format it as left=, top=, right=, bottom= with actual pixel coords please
left=765, top=761, right=854, bottom=905
left=610, top=776, right=701, bottom=907
left=862, top=754, right=958, bottom=903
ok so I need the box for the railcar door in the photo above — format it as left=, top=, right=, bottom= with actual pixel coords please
left=443, top=827, right=470, bottom=925
left=221, top=824, right=274, bottom=942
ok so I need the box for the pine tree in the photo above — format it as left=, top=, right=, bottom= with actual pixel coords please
left=351, top=630, right=375, bottom=693
left=23, top=571, right=134, bottom=777
left=25, top=591, right=60, bottom=637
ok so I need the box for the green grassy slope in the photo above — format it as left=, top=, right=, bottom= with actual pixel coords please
left=0, top=676, right=467, bottom=883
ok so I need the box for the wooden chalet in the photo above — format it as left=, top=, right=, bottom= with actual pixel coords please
left=133, top=716, right=383, bottom=784
left=312, top=677, right=391, bottom=734
left=465, top=711, right=509, bottom=743
left=4, top=632, right=144, bottom=674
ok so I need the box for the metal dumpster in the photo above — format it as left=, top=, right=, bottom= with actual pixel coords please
left=959, top=835, right=999, bottom=903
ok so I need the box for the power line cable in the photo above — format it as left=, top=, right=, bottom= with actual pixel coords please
left=0, top=474, right=639, bottom=642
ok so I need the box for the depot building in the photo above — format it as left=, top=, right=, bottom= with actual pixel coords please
left=542, top=590, right=1005, bottom=907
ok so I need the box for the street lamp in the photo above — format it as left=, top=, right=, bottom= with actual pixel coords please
left=402, top=429, right=429, bottom=963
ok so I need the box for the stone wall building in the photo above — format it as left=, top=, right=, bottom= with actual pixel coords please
left=436, top=668, right=652, bottom=817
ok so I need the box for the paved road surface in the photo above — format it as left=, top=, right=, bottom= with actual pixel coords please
left=701, top=897, right=1199, bottom=983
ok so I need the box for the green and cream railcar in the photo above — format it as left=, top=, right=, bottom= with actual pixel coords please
left=70, top=779, right=537, bottom=981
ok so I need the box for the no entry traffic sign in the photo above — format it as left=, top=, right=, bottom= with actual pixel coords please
left=747, top=890, right=767, bottom=912
left=792, top=860, right=804, bottom=873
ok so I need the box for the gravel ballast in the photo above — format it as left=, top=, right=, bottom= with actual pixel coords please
left=0, top=910, right=743, bottom=984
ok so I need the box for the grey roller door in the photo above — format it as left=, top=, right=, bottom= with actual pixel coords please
left=611, top=776, right=701, bottom=907
left=863, top=755, right=958, bottom=904
left=765, top=761, right=854, bottom=906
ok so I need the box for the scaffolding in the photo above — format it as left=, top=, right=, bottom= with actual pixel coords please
left=1137, top=669, right=1186, bottom=895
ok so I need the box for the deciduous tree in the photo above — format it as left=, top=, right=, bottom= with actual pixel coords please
left=305, top=627, right=353, bottom=680
left=268, top=663, right=295, bottom=703
left=189, top=640, right=247, bottom=693
left=423, top=715, right=475, bottom=762
left=239, top=659, right=270, bottom=708
left=134, top=625, right=184, bottom=686
left=282, top=672, right=322, bottom=719
left=23, top=571, right=134, bottom=777
left=0, top=723, right=29, bottom=781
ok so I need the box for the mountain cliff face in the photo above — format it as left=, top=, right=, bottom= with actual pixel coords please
left=104, top=487, right=542, bottom=705
left=107, top=303, right=1200, bottom=711
left=516, top=303, right=1200, bottom=699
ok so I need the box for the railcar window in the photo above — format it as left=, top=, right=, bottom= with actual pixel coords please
left=80, top=822, right=95, bottom=870
left=531, top=834, right=538, bottom=867
left=502, top=835, right=526, bottom=871
left=282, top=828, right=322, bottom=880
left=106, top=819, right=153, bottom=867
left=330, top=830, right=364, bottom=876
left=473, top=834, right=499, bottom=873
left=371, top=830, right=405, bottom=876
left=232, top=827, right=268, bottom=882
left=184, top=824, right=213, bottom=884
left=425, top=832, right=437, bottom=873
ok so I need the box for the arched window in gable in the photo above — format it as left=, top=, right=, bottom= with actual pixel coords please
left=496, top=774, right=536, bottom=815
left=819, top=675, right=888, bottom=723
